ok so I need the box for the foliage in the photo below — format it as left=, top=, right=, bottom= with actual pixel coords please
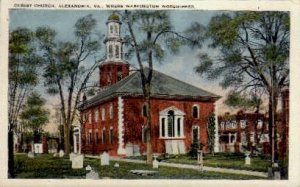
left=207, top=112, right=216, bottom=154
left=225, top=92, right=262, bottom=111
left=188, top=142, right=200, bottom=158
left=35, top=14, right=101, bottom=154
left=20, top=92, right=49, bottom=132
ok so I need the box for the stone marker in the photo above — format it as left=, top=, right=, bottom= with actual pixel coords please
left=86, top=165, right=92, bottom=171
left=274, top=171, right=281, bottom=179
left=27, top=151, right=34, bottom=158
left=69, top=152, right=76, bottom=161
left=114, top=163, right=119, bottom=168
left=59, top=150, right=65, bottom=158
left=133, top=144, right=141, bottom=156
left=53, top=153, right=57, bottom=157
left=72, top=154, right=83, bottom=169
left=197, top=150, right=203, bottom=171
left=125, top=143, right=133, bottom=157
left=86, top=169, right=99, bottom=179
left=152, top=155, right=159, bottom=169
left=100, top=152, right=110, bottom=166
left=178, top=140, right=186, bottom=154
left=171, top=141, right=179, bottom=154
left=245, top=153, right=251, bottom=165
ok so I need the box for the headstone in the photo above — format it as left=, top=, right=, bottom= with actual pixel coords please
left=72, top=154, right=83, bottom=169
left=86, top=165, right=92, bottom=171
left=100, top=152, right=110, bottom=166
left=197, top=150, right=203, bottom=171
left=274, top=171, right=281, bottom=179
left=268, top=167, right=273, bottom=178
left=53, top=153, right=57, bottom=157
left=86, top=169, right=99, bottom=179
left=178, top=140, right=186, bottom=154
left=133, top=144, right=141, bottom=156
left=152, top=155, right=159, bottom=169
left=125, top=143, right=133, bottom=157
left=69, top=153, right=76, bottom=161
left=245, top=153, right=251, bottom=165
left=59, top=150, right=65, bottom=157
left=165, top=140, right=172, bottom=154
left=27, top=151, right=34, bottom=158
left=114, top=163, right=119, bottom=168
left=34, top=143, right=43, bottom=154
left=171, top=140, right=179, bottom=154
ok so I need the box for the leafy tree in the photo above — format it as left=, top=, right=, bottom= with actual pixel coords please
left=195, top=12, right=289, bottom=163
left=207, top=112, right=216, bottom=155
left=20, top=92, right=49, bottom=142
left=35, top=14, right=101, bottom=154
left=8, top=27, right=42, bottom=177
left=123, top=10, right=204, bottom=163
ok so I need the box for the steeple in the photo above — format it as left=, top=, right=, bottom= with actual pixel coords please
left=99, top=13, right=129, bottom=88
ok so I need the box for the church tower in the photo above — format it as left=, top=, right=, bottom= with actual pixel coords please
left=99, top=13, right=129, bottom=88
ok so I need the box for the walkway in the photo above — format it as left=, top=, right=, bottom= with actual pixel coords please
left=85, top=155, right=268, bottom=178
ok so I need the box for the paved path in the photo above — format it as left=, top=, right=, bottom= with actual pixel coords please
left=85, top=155, right=268, bottom=178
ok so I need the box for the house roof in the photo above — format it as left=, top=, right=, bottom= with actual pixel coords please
left=79, top=68, right=220, bottom=110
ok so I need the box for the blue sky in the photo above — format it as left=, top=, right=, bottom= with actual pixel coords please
left=10, top=9, right=233, bottom=132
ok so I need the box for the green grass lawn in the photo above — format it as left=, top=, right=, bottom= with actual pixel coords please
left=14, top=154, right=266, bottom=179
left=127, top=152, right=272, bottom=172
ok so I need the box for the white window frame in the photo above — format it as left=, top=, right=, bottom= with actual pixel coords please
left=159, top=106, right=185, bottom=139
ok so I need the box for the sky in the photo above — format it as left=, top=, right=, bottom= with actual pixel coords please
left=9, top=9, right=237, bottom=133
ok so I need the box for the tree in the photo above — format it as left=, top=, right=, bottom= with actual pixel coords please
left=207, top=112, right=216, bottom=155
left=35, top=14, right=101, bottom=154
left=195, top=12, right=289, bottom=164
left=20, top=92, right=49, bottom=143
left=123, top=10, right=205, bottom=163
left=8, top=27, right=42, bottom=177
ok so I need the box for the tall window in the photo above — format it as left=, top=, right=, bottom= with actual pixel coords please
left=114, top=25, right=118, bottom=34
left=192, top=105, right=199, bottom=118
left=95, top=130, right=99, bottom=144
left=142, top=104, right=147, bottom=117
left=115, top=45, right=120, bottom=58
left=161, top=118, right=165, bottom=137
left=177, top=118, right=181, bottom=137
left=89, top=131, right=92, bottom=144
left=142, top=126, right=147, bottom=143
left=94, top=109, right=99, bottom=122
left=109, top=103, right=113, bottom=119
left=167, top=111, right=175, bottom=137
left=88, top=113, right=92, bottom=124
left=108, top=44, right=113, bottom=58
left=101, top=107, right=106, bottom=121
left=102, top=129, right=106, bottom=144
left=192, top=126, right=199, bottom=143
left=110, top=25, right=113, bottom=34
left=109, top=128, right=113, bottom=144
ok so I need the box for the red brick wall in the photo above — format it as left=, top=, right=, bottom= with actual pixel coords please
left=99, top=63, right=129, bottom=87
left=123, top=96, right=215, bottom=154
left=81, top=98, right=119, bottom=155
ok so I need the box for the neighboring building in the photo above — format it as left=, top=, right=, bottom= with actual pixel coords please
left=78, top=14, right=220, bottom=156
left=218, top=111, right=270, bottom=154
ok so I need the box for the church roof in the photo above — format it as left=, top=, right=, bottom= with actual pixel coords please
left=79, top=68, right=220, bottom=109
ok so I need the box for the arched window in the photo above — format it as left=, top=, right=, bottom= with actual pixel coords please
left=109, top=127, right=113, bottom=144
left=167, top=110, right=175, bottom=137
left=109, top=103, right=113, bottom=119
left=161, top=118, right=165, bottom=137
left=95, top=130, right=99, bottom=144
left=102, top=128, right=106, bottom=144
left=142, top=104, right=147, bottom=117
left=94, top=109, right=99, bottom=122
left=114, top=25, right=118, bottom=34
left=108, top=44, right=113, bottom=58
left=192, top=105, right=199, bottom=118
left=101, top=107, right=106, bottom=121
left=115, top=45, right=120, bottom=58
left=110, top=25, right=113, bottom=34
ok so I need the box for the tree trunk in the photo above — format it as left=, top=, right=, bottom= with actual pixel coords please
left=145, top=85, right=153, bottom=164
left=64, top=122, right=70, bottom=154
left=8, top=129, right=15, bottom=178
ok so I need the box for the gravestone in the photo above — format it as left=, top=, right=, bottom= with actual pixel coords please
left=53, top=153, right=57, bottom=157
left=100, top=152, right=110, bottom=166
left=274, top=171, right=281, bottom=179
left=69, top=153, right=76, bottom=161
left=245, top=153, right=251, bottom=165
left=178, top=140, right=185, bottom=154
left=114, top=163, right=120, bottom=168
left=27, top=151, right=34, bottom=158
left=133, top=144, right=141, bottom=156
left=59, top=150, right=65, bottom=157
left=86, top=169, right=99, bottom=179
left=125, top=143, right=133, bottom=157
left=165, top=140, right=172, bottom=154
left=72, top=154, right=83, bottom=169
left=197, top=150, right=203, bottom=171
left=171, top=141, right=179, bottom=154
left=86, top=165, right=92, bottom=171
left=34, top=143, right=43, bottom=154
left=152, top=155, right=159, bottom=169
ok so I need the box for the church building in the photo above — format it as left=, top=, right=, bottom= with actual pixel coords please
left=78, top=14, right=220, bottom=156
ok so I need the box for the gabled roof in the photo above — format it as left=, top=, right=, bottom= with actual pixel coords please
left=79, top=68, right=220, bottom=110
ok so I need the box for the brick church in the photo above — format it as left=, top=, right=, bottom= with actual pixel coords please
left=78, top=14, right=220, bottom=156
